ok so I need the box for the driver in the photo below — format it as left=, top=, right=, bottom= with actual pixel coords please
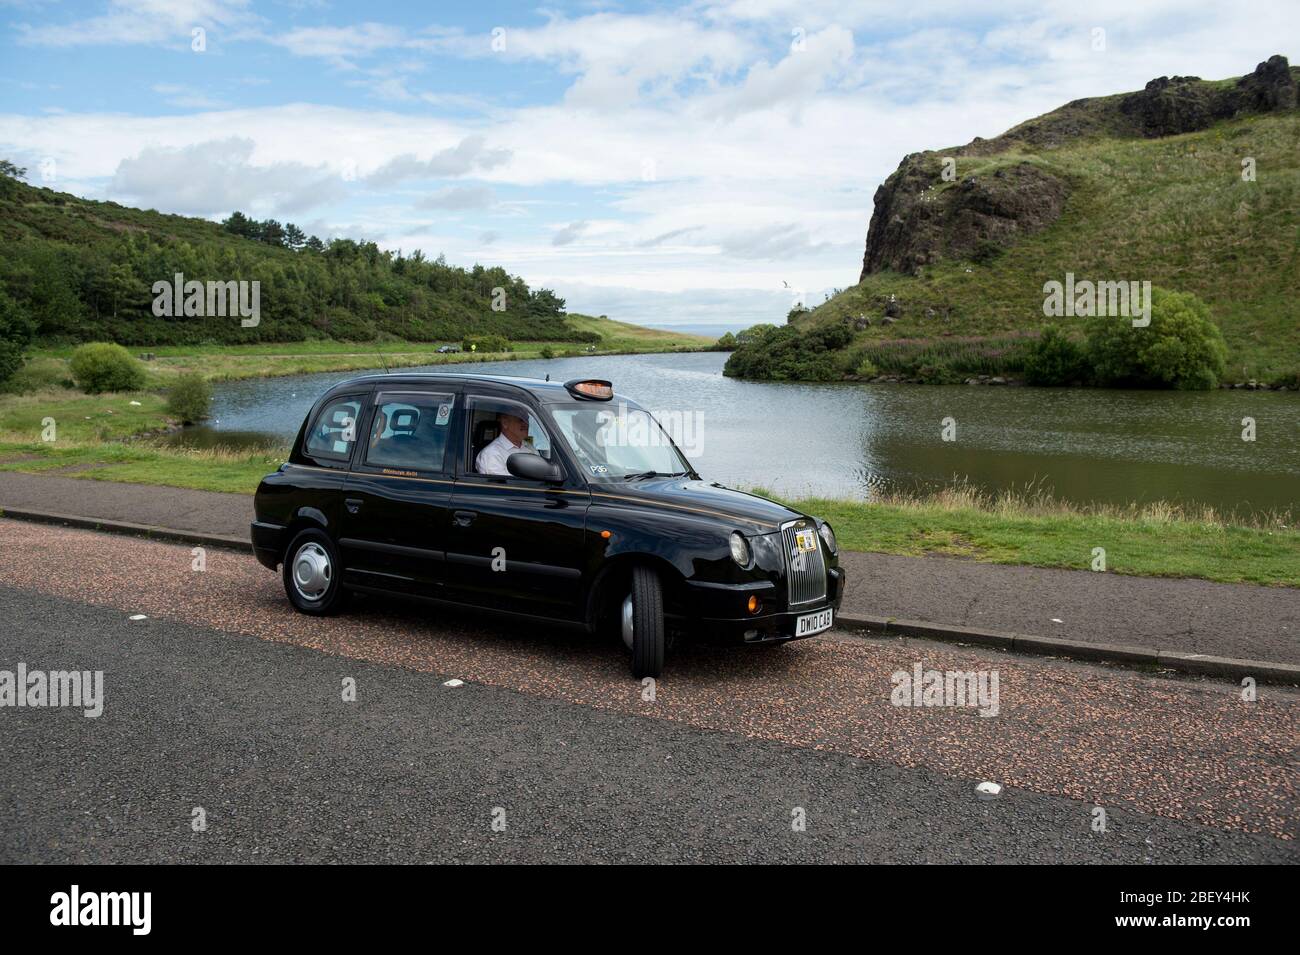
left=476, top=411, right=540, bottom=475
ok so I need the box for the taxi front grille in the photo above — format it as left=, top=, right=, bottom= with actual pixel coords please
left=781, top=521, right=828, bottom=606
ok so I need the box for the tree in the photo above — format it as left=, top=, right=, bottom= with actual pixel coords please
left=304, top=235, right=325, bottom=253
left=1085, top=288, right=1228, bottom=390
left=0, top=289, right=36, bottom=386
left=221, top=211, right=258, bottom=239
left=284, top=222, right=306, bottom=251
left=0, top=159, right=27, bottom=198
left=259, top=219, right=286, bottom=247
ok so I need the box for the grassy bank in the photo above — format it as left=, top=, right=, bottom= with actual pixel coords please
left=21, top=314, right=711, bottom=386
left=758, top=485, right=1298, bottom=587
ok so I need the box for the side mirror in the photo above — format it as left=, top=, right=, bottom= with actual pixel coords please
left=507, top=453, right=562, bottom=483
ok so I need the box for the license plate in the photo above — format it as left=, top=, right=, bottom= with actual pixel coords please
left=794, top=528, right=818, bottom=553
left=795, top=608, right=833, bottom=637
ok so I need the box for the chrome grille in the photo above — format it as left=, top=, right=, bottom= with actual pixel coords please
left=781, top=520, right=827, bottom=606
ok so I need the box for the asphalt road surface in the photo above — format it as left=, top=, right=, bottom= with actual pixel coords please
left=0, top=521, right=1295, bottom=863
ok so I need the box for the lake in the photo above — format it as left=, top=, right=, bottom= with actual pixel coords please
left=172, top=351, right=1299, bottom=516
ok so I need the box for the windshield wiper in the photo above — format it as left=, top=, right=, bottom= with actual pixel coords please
left=621, top=470, right=688, bottom=481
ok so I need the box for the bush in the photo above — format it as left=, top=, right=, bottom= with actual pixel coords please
left=0, top=289, right=36, bottom=388
left=69, top=342, right=147, bottom=393
left=539, top=346, right=555, bottom=359
left=462, top=334, right=511, bottom=354
left=1023, top=324, right=1087, bottom=386
left=1084, top=288, right=1228, bottom=390
left=853, top=357, right=878, bottom=378
left=321, top=307, right=377, bottom=342
left=166, top=372, right=211, bottom=425
left=723, top=323, right=853, bottom=381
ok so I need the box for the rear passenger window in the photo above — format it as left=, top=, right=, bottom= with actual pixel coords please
left=366, top=393, right=455, bottom=473
left=305, top=397, right=362, bottom=461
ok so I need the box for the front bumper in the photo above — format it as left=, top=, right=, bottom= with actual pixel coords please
left=683, top=566, right=845, bottom=644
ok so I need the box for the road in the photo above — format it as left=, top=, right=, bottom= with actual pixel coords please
left=0, top=520, right=1295, bottom=863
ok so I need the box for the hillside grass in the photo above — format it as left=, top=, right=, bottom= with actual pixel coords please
left=800, top=110, right=1300, bottom=384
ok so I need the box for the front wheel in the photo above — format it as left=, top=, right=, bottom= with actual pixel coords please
left=622, top=565, right=665, bottom=679
left=283, top=528, right=349, bottom=616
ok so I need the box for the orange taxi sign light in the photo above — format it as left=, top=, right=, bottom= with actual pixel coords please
left=564, top=379, right=614, bottom=400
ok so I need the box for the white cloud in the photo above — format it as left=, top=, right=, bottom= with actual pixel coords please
left=109, top=137, right=342, bottom=217
left=416, top=185, right=496, bottom=210
left=551, top=220, right=590, bottom=246
left=366, top=135, right=512, bottom=186
left=152, top=83, right=227, bottom=110
left=17, top=0, right=257, bottom=47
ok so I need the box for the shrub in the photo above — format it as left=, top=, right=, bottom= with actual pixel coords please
left=723, top=322, right=852, bottom=381
left=69, top=342, right=146, bottom=393
left=0, top=289, right=36, bottom=388
left=539, top=346, right=555, bottom=359
left=322, top=307, right=377, bottom=342
left=916, top=362, right=963, bottom=384
left=166, top=372, right=211, bottom=425
left=1023, top=325, right=1087, bottom=386
left=462, top=334, right=511, bottom=353
left=854, top=357, right=879, bottom=378
left=1084, top=288, right=1228, bottom=390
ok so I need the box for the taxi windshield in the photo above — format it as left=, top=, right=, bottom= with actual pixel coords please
left=549, top=403, right=691, bottom=482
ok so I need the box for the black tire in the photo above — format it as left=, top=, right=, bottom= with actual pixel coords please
left=282, top=528, right=349, bottom=616
left=628, top=565, right=665, bottom=679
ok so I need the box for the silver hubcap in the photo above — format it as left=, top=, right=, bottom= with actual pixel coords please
left=621, top=594, right=635, bottom=650
left=292, top=542, right=332, bottom=601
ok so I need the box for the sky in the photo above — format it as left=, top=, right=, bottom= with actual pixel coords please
left=0, top=1, right=1294, bottom=331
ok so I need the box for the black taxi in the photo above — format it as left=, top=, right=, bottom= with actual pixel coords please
left=251, top=373, right=845, bottom=678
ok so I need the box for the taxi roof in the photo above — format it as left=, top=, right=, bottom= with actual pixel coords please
left=325, top=372, right=632, bottom=406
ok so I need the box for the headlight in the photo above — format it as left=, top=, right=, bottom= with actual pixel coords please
left=729, top=531, right=751, bottom=567
left=818, top=521, right=837, bottom=555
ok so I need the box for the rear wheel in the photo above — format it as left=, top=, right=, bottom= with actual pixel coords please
left=622, top=565, right=665, bottom=679
left=283, top=528, right=349, bottom=616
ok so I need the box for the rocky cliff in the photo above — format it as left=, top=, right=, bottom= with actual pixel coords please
left=860, top=55, right=1298, bottom=280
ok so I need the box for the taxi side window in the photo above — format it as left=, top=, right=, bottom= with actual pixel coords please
left=304, top=397, right=362, bottom=461
left=366, top=393, right=455, bottom=473
left=466, top=397, right=553, bottom=474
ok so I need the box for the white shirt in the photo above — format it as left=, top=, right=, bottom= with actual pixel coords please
left=475, top=431, right=539, bottom=475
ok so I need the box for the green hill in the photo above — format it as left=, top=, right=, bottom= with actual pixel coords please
left=0, top=170, right=590, bottom=348
left=726, top=55, right=1299, bottom=386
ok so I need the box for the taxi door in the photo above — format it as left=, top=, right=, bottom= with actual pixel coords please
left=444, top=392, right=590, bottom=621
left=338, top=387, right=460, bottom=598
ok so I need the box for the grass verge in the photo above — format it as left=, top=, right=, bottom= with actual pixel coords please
left=750, top=484, right=1299, bottom=587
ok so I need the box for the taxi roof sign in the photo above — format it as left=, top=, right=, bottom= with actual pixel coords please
left=564, top=379, right=614, bottom=400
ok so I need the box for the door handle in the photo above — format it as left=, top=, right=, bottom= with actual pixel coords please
left=345, top=498, right=362, bottom=514
left=453, top=510, right=476, bottom=527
